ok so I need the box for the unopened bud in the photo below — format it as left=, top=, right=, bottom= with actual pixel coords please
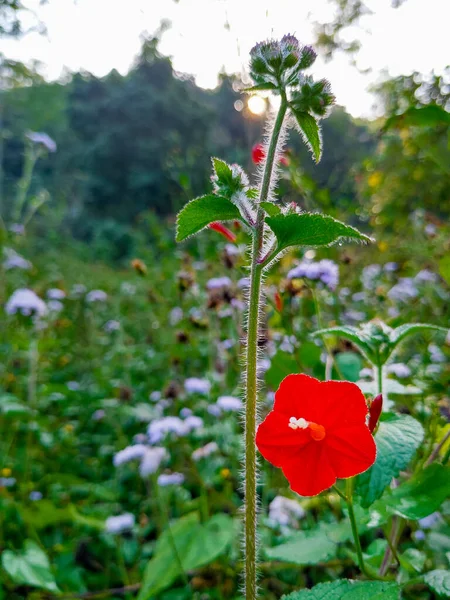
left=131, top=258, right=147, bottom=276
left=368, top=394, right=383, bottom=433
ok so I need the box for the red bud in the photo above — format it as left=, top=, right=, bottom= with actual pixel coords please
left=209, top=222, right=237, bottom=243
left=368, top=394, right=383, bottom=433
left=274, top=291, right=283, bottom=312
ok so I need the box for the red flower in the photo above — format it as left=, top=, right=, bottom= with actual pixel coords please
left=252, top=143, right=265, bottom=164
left=256, top=374, right=376, bottom=496
left=209, top=222, right=237, bottom=243
left=252, top=143, right=289, bottom=166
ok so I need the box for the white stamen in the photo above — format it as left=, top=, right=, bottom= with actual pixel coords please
left=288, top=417, right=309, bottom=430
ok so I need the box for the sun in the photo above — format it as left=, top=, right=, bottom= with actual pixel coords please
left=248, top=95, right=267, bottom=115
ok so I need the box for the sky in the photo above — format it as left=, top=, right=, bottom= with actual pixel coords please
left=1, top=0, right=449, bottom=117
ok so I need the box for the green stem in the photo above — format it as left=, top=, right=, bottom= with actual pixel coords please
left=345, top=478, right=368, bottom=577
left=244, top=96, right=287, bottom=600
left=376, top=362, right=383, bottom=396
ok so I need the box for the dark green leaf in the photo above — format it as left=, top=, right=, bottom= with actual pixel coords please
left=335, top=352, right=362, bottom=382
left=384, top=105, right=450, bottom=131
left=423, top=569, right=450, bottom=598
left=291, top=110, right=322, bottom=162
left=282, top=579, right=400, bottom=599
left=243, top=82, right=277, bottom=92
left=389, top=323, right=447, bottom=349
left=138, top=513, right=234, bottom=600
left=1, top=540, right=60, bottom=594
left=312, top=326, right=373, bottom=360
left=357, top=414, right=424, bottom=508
left=381, top=463, right=450, bottom=520
left=266, top=213, right=373, bottom=255
left=260, top=201, right=282, bottom=216
left=176, top=195, right=241, bottom=242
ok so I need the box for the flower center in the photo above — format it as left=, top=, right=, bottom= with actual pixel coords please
left=288, top=417, right=326, bottom=441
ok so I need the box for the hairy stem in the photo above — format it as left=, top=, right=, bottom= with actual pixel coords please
left=244, top=96, right=287, bottom=600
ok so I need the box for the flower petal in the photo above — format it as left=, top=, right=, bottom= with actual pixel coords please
left=282, top=442, right=336, bottom=496
left=314, top=380, right=369, bottom=431
left=273, top=374, right=322, bottom=420
left=256, top=410, right=310, bottom=467
left=325, top=425, right=376, bottom=479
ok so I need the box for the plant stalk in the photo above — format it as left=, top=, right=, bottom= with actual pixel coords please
left=244, top=97, right=287, bottom=600
left=345, top=478, right=368, bottom=577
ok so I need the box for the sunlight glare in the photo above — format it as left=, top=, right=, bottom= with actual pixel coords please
left=248, top=95, right=266, bottom=115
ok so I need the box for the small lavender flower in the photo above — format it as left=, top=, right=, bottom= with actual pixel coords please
left=29, top=491, right=43, bottom=501
left=147, top=416, right=187, bottom=444
left=414, top=269, right=438, bottom=284
left=86, top=290, right=108, bottom=303
left=361, top=264, right=382, bottom=290
left=217, top=396, right=242, bottom=412
left=184, top=415, right=204, bottom=433
left=104, top=319, right=120, bottom=332
left=170, top=307, right=183, bottom=326
left=0, top=477, right=16, bottom=487
left=149, top=391, right=162, bottom=402
left=184, top=377, right=211, bottom=395
left=120, top=282, right=136, bottom=296
left=418, top=512, right=441, bottom=529
left=386, top=363, right=411, bottom=378
left=237, top=277, right=250, bottom=289
left=113, top=444, right=148, bottom=467
left=67, top=381, right=80, bottom=391
left=9, top=223, right=25, bottom=235
left=206, top=276, right=232, bottom=290
left=157, top=472, right=185, bottom=486
left=105, top=513, right=135, bottom=534
left=71, top=284, right=86, bottom=297
left=429, top=343, right=446, bottom=363
left=47, top=300, right=64, bottom=313
left=5, top=289, right=47, bottom=317
left=192, top=442, right=219, bottom=462
left=3, top=248, right=32, bottom=271
left=139, top=447, right=167, bottom=477
left=269, top=496, right=306, bottom=526
left=424, top=223, right=436, bottom=236
left=384, top=262, right=398, bottom=273
left=207, top=404, right=222, bottom=417
left=47, top=288, right=66, bottom=300
left=388, top=278, right=418, bottom=302
left=179, top=408, right=193, bottom=418
left=287, top=259, right=339, bottom=290
left=92, top=409, right=106, bottom=421
left=26, top=131, right=57, bottom=152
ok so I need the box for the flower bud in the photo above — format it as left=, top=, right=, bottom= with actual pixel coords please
left=368, top=394, right=383, bottom=433
left=290, top=77, right=335, bottom=117
left=209, top=222, right=237, bottom=243
left=131, top=258, right=147, bottom=276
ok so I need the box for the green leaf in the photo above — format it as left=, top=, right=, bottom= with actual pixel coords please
left=312, top=326, right=373, bottom=361
left=282, top=579, right=400, bottom=599
left=423, top=569, right=450, bottom=598
left=0, top=394, right=31, bottom=415
left=1, top=540, right=60, bottom=594
left=291, top=110, right=322, bottom=162
left=212, top=158, right=233, bottom=184
left=138, top=513, right=234, bottom=600
left=389, top=323, right=447, bottom=349
left=243, top=82, right=277, bottom=92
left=438, top=255, right=450, bottom=286
left=264, top=351, right=299, bottom=390
left=260, top=201, right=282, bottom=216
left=266, top=214, right=373, bottom=256
left=335, top=352, right=363, bottom=382
left=383, top=105, right=450, bottom=131
left=176, top=195, right=241, bottom=242
left=357, top=414, right=424, bottom=507
left=265, top=519, right=364, bottom=566
left=380, top=463, right=450, bottom=520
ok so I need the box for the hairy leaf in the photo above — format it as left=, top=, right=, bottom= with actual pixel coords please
left=291, top=110, right=322, bottom=162
left=282, top=579, right=400, bottom=600
left=357, top=414, right=424, bottom=507
left=1, top=540, right=60, bottom=594
left=176, top=195, right=241, bottom=242
left=266, top=213, right=372, bottom=256
left=380, top=463, right=450, bottom=520
left=423, top=569, right=450, bottom=598
left=389, top=323, right=447, bottom=349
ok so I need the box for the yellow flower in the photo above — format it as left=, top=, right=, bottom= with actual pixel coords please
left=1, top=468, right=12, bottom=477
left=220, top=468, right=231, bottom=479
